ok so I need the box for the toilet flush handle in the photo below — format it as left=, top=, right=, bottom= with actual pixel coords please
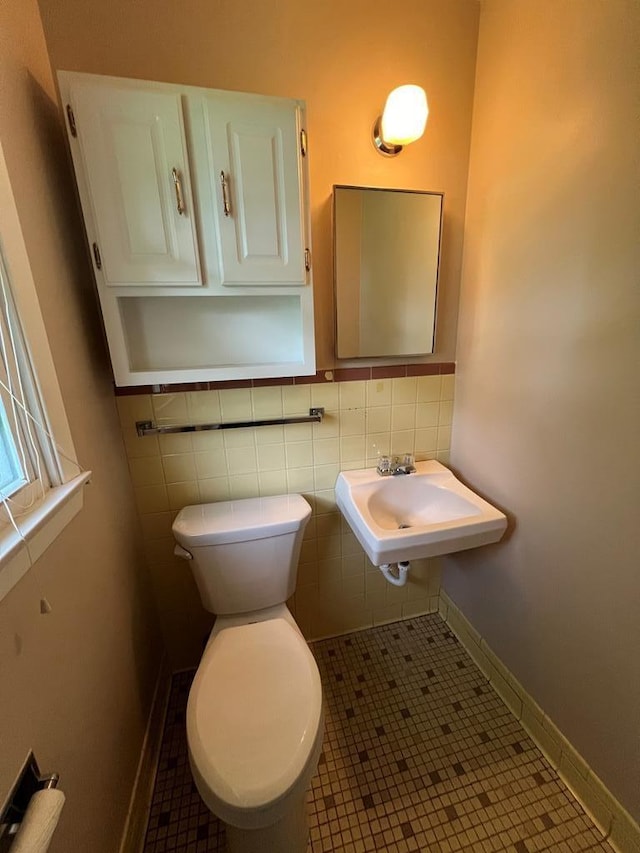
left=174, top=544, right=193, bottom=560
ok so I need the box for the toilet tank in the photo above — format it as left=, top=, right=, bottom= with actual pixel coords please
left=172, top=495, right=312, bottom=615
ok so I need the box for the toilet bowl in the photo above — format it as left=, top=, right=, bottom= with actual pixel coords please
left=173, top=495, right=323, bottom=853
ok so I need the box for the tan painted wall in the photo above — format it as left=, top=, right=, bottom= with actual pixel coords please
left=37, top=0, right=480, bottom=370
left=447, top=0, right=640, bottom=820
left=0, top=1, right=163, bottom=850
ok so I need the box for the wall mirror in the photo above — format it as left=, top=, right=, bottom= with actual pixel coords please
left=333, top=185, right=443, bottom=358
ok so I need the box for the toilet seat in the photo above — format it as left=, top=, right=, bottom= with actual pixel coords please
left=187, top=618, right=323, bottom=828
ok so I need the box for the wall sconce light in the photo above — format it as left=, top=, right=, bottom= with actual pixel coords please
left=372, top=84, right=429, bottom=157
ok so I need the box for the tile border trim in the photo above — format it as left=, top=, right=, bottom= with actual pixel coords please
left=114, top=362, right=456, bottom=396
left=438, top=590, right=640, bottom=853
left=118, top=655, right=171, bottom=853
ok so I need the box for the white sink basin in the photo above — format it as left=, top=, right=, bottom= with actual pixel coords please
left=335, top=460, right=507, bottom=566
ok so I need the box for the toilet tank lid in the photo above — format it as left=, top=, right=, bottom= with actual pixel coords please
left=172, top=494, right=312, bottom=547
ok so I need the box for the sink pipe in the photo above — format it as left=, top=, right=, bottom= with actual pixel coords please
left=378, top=560, right=410, bottom=587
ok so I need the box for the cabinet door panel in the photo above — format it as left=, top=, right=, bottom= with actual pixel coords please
left=71, top=83, right=201, bottom=286
left=206, top=96, right=305, bottom=284
left=232, top=128, right=281, bottom=259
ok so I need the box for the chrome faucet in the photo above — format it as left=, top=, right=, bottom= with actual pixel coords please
left=376, top=454, right=416, bottom=476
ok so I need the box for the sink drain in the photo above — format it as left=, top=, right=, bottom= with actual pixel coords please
left=398, top=523, right=411, bottom=529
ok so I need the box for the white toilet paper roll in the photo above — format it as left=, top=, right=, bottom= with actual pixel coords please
left=11, top=789, right=65, bottom=853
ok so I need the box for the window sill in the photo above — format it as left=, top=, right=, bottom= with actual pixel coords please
left=0, top=471, right=92, bottom=602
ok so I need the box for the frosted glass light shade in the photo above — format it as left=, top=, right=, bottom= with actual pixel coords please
left=380, top=85, right=428, bottom=146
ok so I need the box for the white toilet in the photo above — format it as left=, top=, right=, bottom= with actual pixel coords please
left=172, top=494, right=323, bottom=853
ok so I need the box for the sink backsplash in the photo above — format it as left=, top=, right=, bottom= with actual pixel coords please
left=116, top=369, right=455, bottom=668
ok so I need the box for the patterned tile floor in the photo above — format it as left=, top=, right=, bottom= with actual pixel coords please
left=142, top=613, right=614, bottom=852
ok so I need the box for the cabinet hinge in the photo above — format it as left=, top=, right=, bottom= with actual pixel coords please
left=92, top=242, right=102, bottom=270
left=304, top=248, right=311, bottom=271
left=66, top=104, right=77, bottom=138
left=300, top=128, right=308, bottom=157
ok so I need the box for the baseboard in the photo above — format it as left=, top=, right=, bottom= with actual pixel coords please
left=438, top=590, right=640, bottom=853
left=118, top=655, right=171, bottom=853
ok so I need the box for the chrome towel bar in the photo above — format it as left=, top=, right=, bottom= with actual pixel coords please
left=135, top=407, right=324, bottom=437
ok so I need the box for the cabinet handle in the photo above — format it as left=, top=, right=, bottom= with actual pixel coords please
left=220, top=171, right=232, bottom=217
left=171, top=168, right=186, bottom=216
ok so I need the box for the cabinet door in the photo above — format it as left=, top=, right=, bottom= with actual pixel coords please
left=69, top=81, right=201, bottom=286
left=205, top=94, right=306, bottom=285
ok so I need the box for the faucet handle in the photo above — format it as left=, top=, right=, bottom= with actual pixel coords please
left=402, top=453, right=415, bottom=471
left=376, top=455, right=392, bottom=476
left=391, top=453, right=415, bottom=475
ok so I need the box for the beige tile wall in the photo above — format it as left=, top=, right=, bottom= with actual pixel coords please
left=117, top=375, right=455, bottom=668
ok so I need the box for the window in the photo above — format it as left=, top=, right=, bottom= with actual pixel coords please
left=0, top=397, right=27, bottom=498
left=0, top=140, right=89, bottom=601
left=0, top=246, right=49, bottom=510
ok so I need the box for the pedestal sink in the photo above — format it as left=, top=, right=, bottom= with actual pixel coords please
left=335, top=460, right=507, bottom=566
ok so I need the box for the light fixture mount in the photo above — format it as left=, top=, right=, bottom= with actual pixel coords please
left=372, top=118, right=403, bottom=157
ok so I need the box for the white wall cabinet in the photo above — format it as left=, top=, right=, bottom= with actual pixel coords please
left=69, top=81, right=202, bottom=287
left=58, top=71, right=315, bottom=386
left=204, top=92, right=306, bottom=285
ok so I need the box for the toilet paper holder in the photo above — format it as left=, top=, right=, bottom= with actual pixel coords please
left=0, top=753, right=60, bottom=850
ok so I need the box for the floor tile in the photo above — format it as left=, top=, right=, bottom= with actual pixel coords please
left=142, top=614, right=614, bottom=852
